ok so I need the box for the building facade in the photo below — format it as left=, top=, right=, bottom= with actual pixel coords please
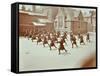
left=54, top=7, right=74, bottom=33
left=19, top=5, right=96, bottom=35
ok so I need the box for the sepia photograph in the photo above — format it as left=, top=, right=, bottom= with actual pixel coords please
left=18, top=3, right=97, bottom=72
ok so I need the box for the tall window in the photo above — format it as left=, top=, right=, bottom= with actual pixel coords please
left=58, top=16, right=63, bottom=28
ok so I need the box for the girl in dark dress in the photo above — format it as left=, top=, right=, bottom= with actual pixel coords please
left=58, top=38, right=67, bottom=55
left=72, top=36, right=78, bottom=48
left=43, top=37, right=49, bottom=47
left=37, top=36, right=42, bottom=45
left=86, top=33, right=90, bottom=42
left=49, top=39, right=57, bottom=50
left=80, top=35, right=85, bottom=45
